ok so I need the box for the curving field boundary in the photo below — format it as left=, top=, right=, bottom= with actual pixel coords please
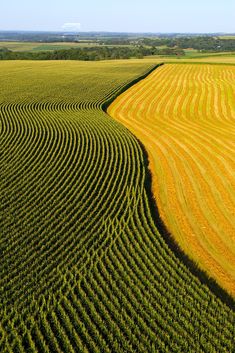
left=108, top=63, right=235, bottom=298
left=1, top=61, right=235, bottom=352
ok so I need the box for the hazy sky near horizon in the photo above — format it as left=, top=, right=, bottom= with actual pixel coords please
left=1, top=0, right=234, bottom=33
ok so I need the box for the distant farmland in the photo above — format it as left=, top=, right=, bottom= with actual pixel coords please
left=0, top=41, right=105, bottom=51
left=1, top=60, right=235, bottom=352
left=109, top=63, right=235, bottom=296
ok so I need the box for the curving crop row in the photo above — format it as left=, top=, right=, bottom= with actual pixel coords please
left=0, top=61, right=235, bottom=352
left=108, top=63, right=235, bottom=298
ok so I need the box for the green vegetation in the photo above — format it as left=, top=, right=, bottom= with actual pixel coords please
left=141, top=36, right=235, bottom=51
left=1, top=33, right=235, bottom=61
left=0, top=46, right=184, bottom=60
left=1, top=60, right=235, bottom=352
left=0, top=32, right=235, bottom=61
left=0, top=41, right=105, bottom=52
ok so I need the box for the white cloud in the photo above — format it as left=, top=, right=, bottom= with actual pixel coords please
left=62, top=22, right=81, bottom=31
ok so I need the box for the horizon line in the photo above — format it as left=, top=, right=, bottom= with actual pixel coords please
left=0, top=30, right=235, bottom=35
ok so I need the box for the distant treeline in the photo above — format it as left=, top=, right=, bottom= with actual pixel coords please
left=0, top=31, right=224, bottom=43
left=140, top=36, right=235, bottom=51
left=0, top=46, right=185, bottom=61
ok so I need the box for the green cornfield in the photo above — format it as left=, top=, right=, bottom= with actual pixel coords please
left=0, top=60, right=235, bottom=353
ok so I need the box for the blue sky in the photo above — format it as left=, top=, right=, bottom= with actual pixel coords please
left=1, top=0, right=234, bottom=33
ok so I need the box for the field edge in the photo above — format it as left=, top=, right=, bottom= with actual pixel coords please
left=105, top=63, right=235, bottom=310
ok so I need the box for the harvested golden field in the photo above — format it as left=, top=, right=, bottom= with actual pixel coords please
left=108, top=64, right=235, bottom=296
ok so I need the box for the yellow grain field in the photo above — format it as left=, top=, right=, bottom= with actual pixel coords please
left=108, top=64, right=235, bottom=296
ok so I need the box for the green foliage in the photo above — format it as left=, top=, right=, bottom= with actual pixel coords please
left=0, top=46, right=184, bottom=61
left=140, top=36, right=235, bottom=52
left=0, top=61, right=235, bottom=352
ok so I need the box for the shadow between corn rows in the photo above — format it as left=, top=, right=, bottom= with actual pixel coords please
left=102, top=63, right=235, bottom=312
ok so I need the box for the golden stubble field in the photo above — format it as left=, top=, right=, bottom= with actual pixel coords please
left=108, top=63, right=235, bottom=296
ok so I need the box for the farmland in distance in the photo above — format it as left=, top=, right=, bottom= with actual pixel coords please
left=1, top=60, right=235, bottom=352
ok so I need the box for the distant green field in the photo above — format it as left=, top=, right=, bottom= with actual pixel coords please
left=218, top=36, right=235, bottom=39
left=1, top=41, right=235, bottom=64
left=1, top=60, right=235, bottom=352
left=0, top=41, right=135, bottom=52
left=168, top=50, right=235, bottom=59
left=181, top=49, right=235, bottom=58
left=0, top=41, right=103, bottom=51
left=144, top=51, right=235, bottom=64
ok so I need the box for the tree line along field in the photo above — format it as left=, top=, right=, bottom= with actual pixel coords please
left=108, top=63, right=235, bottom=297
left=0, top=42, right=106, bottom=52
left=0, top=60, right=235, bottom=352
left=1, top=39, right=235, bottom=62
